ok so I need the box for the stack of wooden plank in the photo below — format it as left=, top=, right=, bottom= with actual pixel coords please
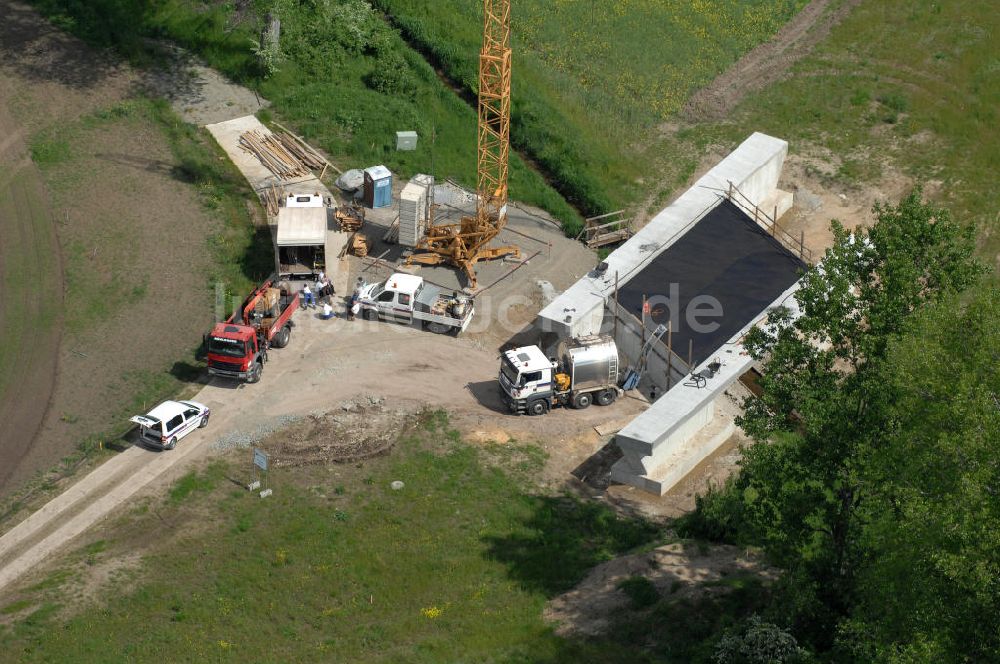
left=239, top=130, right=311, bottom=179
left=274, top=131, right=326, bottom=171
left=351, top=233, right=369, bottom=257
left=335, top=203, right=365, bottom=232
left=261, top=183, right=284, bottom=216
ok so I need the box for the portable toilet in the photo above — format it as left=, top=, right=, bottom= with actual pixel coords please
left=363, top=165, right=393, bottom=209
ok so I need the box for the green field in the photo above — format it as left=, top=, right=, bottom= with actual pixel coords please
left=678, top=0, right=1000, bottom=257
left=372, top=0, right=809, bottom=216
left=0, top=414, right=768, bottom=662
left=29, top=0, right=584, bottom=232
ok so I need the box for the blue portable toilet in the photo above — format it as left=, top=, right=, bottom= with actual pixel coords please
left=363, top=165, right=393, bottom=209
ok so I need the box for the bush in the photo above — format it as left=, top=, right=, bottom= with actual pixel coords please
left=617, top=576, right=660, bottom=609
left=715, top=615, right=808, bottom=664
left=676, top=478, right=758, bottom=545
left=365, top=52, right=416, bottom=97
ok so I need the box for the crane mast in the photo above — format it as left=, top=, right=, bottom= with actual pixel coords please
left=406, top=0, right=519, bottom=289
left=477, top=0, right=512, bottom=234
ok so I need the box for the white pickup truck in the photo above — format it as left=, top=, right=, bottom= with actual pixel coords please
left=356, top=273, right=474, bottom=335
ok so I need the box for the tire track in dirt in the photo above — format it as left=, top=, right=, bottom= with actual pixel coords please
left=0, top=83, right=64, bottom=489
left=683, top=0, right=863, bottom=121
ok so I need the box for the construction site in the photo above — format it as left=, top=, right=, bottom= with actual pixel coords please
left=2, top=0, right=990, bottom=659
left=0, top=0, right=819, bottom=586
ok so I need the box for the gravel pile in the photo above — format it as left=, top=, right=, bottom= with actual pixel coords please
left=210, top=414, right=302, bottom=452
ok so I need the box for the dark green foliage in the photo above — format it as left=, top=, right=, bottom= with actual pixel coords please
left=364, top=51, right=416, bottom=97
left=714, top=616, right=806, bottom=664
left=686, top=189, right=991, bottom=659
left=618, top=576, right=660, bottom=609
left=841, top=286, right=1000, bottom=661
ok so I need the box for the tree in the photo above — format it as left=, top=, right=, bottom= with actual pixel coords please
left=732, top=188, right=984, bottom=646
left=843, top=286, right=1000, bottom=662
left=715, top=615, right=808, bottom=664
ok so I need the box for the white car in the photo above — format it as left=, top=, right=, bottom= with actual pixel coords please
left=130, top=400, right=211, bottom=450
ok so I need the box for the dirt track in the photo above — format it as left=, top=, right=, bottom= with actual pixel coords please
left=683, top=0, right=862, bottom=120
left=0, top=312, right=646, bottom=592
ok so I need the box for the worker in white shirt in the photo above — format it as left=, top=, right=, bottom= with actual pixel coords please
left=301, top=284, right=315, bottom=309
left=321, top=302, right=334, bottom=320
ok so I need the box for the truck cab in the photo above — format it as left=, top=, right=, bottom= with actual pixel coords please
left=362, top=273, right=424, bottom=324
left=499, top=346, right=556, bottom=415
left=206, top=323, right=266, bottom=383
left=206, top=278, right=297, bottom=384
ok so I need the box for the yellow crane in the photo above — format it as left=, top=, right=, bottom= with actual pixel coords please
left=406, top=0, right=520, bottom=289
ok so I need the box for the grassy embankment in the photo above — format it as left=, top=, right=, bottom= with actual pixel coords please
left=372, top=0, right=810, bottom=218
left=31, top=0, right=583, bottom=232
left=0, top=98, right=267, bottom=523
left=0, top=413, right=775, bottom=662
left=680, top=0, right=999, bottom=258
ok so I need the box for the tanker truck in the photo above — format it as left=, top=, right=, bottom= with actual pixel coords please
left=499, top=335, right=623, bottom=415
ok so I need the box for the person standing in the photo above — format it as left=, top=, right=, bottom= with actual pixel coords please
left=301, top=284, right=315, bottom=309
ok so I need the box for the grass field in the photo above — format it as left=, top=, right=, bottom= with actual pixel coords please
left=0, top=91, right=269, bottom=515
left=372, top=0, right=809, bottom=217
left=677, top=0, right=999, bottom=258
left=0, top=414, right=700, bottom=662
left=29, top=0, right=584, bottom=232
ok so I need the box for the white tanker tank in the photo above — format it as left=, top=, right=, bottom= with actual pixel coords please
left=498, top=334, right=622, bottom=416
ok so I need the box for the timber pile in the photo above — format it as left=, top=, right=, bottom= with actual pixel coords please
left=239, top=130, right=312, bottom=179
left=262, top=183, right=284, bottom=216
left=351, top=233, right=369, bottom=257
left=336, top=203, right=365, bottom=232
left=275, top=131, right=326, bottom=171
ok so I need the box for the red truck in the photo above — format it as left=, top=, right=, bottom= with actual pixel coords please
left=206, top=277, right=299, bottom=383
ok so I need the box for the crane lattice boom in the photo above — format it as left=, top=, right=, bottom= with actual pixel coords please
left=406, top=0, right=519, bottom=288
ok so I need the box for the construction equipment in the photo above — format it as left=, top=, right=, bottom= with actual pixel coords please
left=356, top=273, right=475, bottom=335
left=499, top=335, right=623, bottom=415
left=406, top=0, right=519, bottom=288
left=275, top=193, right=331, bottom=279
left=621, top=323, right=668, bottom=390
left=206, top=276, right=299, bottom=384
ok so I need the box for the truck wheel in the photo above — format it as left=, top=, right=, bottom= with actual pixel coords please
left=527, top=400, right=548, bottom=416
left=247, top=362, right=262, bottom=384
left=572, top=392, right=592, bottom=410
left=596, top=389, right=617, bottom=406
left=426, top=322, right=450, bottom=335
left=364, top=308, right=378, bottom=321
left=272, top=325, right=291, bottom=348
left=166, top=437, right=177, bottom=450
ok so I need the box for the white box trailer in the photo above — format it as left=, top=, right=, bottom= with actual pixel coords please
left=275, top=194, right=330, bottom=279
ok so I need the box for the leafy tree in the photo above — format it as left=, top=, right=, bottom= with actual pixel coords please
left=841, top=286, right=1000, bottom=662
left=732, top=188, right=984, bottom=646
left=715, top=615, right=808, bottom=664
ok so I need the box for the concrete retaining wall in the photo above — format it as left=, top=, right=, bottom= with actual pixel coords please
left=534, top=132, right=803, bottom=496
left=538, top=132, right=789, bottom=339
